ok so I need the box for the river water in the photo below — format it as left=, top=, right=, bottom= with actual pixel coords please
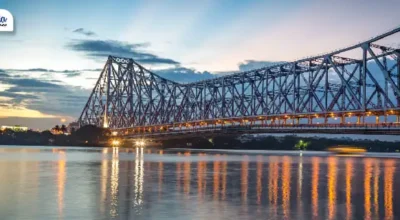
left=0, top=146, right=399, bottom=220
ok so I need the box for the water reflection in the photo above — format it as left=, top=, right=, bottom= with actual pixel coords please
left=346, top=158, right=353, bottom=220
left=312, top=157, right=319, bottom=219
left=221, top=159, right=227, bottom=201
left=134, top=147, right=144, bottom=207
left=384, top=160, right=395, bottom=220
left=57, top=151, right=66, bottom=220
left=213, top=155, right=220, bottom=200
left=374, top=160, right=380, bottom=219
left=110, top=147, right=119, bottom=218
left=327, top=157, right=337, bottom=220
left=256, top=156, right=262, bottom=205
left=282, top=156, right=291, bottom=219
left=183, top=152, right=191, bottom=196
left=364, top=158, right=372, bottom=220
left=268, top=156, right=279, bottom=218
left=241, top=156, right=249, bottom=206
left=197, top=153, right=207, bottom=201
left=297, top=156, right=303, bottom=217
left=100, top=148, right=108, bottom=214
left=0, top=147, right=399, bottom=220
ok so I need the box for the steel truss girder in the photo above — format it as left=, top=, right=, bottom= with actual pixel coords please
left=79, top=27, right=400, bottom=129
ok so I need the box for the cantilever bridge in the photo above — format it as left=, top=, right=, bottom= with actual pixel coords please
left=79, top=27, right=400, bottom=138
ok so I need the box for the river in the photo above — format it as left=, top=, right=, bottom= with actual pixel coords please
left=0, top=146, right=398, bottom=219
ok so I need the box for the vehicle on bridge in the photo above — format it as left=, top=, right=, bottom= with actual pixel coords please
left=328, top=145, right=367, bottom=155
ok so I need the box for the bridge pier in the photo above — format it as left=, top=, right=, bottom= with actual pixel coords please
left=375, top=116, right=379, bottom=124
left=340, top=115, right=345, bottom=124
left=357, top=116, right=361, bottom=124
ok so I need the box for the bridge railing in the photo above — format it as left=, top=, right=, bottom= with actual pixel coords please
left=112, top=122, right=400, bottom=138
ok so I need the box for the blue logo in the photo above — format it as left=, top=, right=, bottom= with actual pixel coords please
left=0, top=16, right=7, bottom=26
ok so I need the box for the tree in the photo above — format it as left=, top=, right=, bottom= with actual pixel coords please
left=61, top=124, right=67, bottom=133
left=41, top=130, right=53, bottom=138
left=53, top=125, right=60, bottom=132
left=294, top=139, right=310, bottom=151
left=74, top=125, right=109, bottom=144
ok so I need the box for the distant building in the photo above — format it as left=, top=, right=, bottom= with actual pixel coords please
left=0, top=125, right=28, bottom=132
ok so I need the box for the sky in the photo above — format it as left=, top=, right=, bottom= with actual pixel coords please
left=0, top=0, right=400, bottom=130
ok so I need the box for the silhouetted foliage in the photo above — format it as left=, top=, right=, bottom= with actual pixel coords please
left=61, top=124, right=67, bottom=133
left=0, top=125, right=110, bottom=146
left=161, top=135, right=400, bottom=152
left=73, top=125, right=110, bottom=145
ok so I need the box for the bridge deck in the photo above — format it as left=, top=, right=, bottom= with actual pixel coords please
left=113, top=123, right=400, bottom=140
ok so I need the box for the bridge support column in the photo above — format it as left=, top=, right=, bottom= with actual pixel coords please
left=295, top=118, right=299, bottom=125
left=397, top=115, right=400, bottom=123
left=357, top=116, right=361, bottom=124
left=308, top=117, right=312, bottom=125
left=375, top=116, right=379, bottom=124
left=340, top=115, right=345, bottom=124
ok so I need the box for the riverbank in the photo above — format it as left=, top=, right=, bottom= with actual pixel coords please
left=0, top=125, right=109, bottom=147
left=160, top=134, right=400, bottom=152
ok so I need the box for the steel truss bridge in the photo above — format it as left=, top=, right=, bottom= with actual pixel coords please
left=79, top=27, right=400, bottom=138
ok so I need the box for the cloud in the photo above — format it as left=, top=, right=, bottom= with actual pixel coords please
left=5, top=78, right=61, bottom=90
left=238, top=60, right=283, bottom=71
left=66, top=39, right=180, bottom=65
left=26, top=68, right=50, bottom=72
left=61, top=70, right=81, bottom=77
left=7, top=68, right=86, bottom=78
left=0, top=71, right=90, bottom=119
left=154, top=67, right=215, bottom=83
left=0, top=69, right=10, bottom=77
left=72, top=28, right=96, bottom=37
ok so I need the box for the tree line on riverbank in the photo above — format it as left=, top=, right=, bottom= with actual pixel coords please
left=0, top=125, right=110, bottom=146
left=1, top=124, right=399, bottom=152
left=162, top=135, right=400, bottom=152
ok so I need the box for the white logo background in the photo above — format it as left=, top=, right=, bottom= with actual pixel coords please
left=0, top=9, right=14, bottom=32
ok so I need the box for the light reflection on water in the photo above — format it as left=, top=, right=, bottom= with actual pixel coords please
left=0, top=146, right=399, bottom=219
